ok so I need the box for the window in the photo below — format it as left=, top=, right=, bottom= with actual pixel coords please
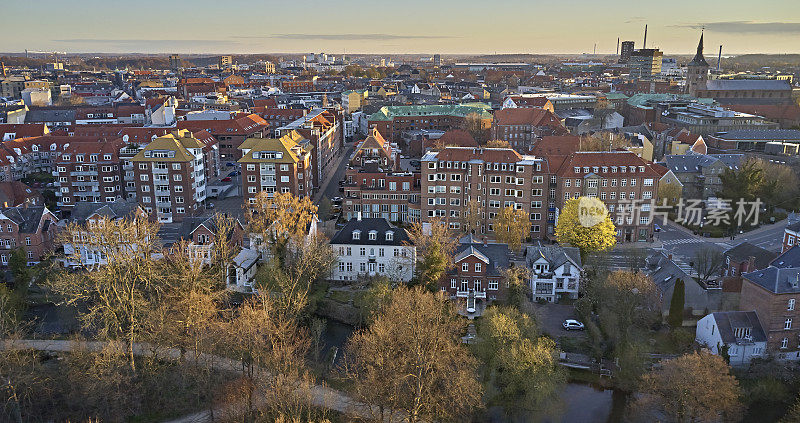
left=25, top=237, right=30, bottom=246
left=385, top=232, right=394, bottom=241
left=360, top=247, right=366, bottom=256
left=451, top=279, right=457, bottom=289
left=475, top=263, right=482, bottom=272
left=368, top=231, right=377, bottom=240
left=352, top=230, right=360, bottom=240
left=462, top=262, right=469, bottom=272
left=782, top=338, right=789, bottom=349
left=488, top=280, right=498, bottom=290
left=790, top=299, right=796, bottom=311
left=786, top=318, right=793, bottom=330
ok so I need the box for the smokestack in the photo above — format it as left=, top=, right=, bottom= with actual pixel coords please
left=616, top=38, right=620, bottom=55
left=717, top=45, right=723, bottom=71
left=643, top=25, right=647, bottom=48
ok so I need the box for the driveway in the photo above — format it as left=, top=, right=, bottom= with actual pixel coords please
left=532, top=302, right=586, bottom=339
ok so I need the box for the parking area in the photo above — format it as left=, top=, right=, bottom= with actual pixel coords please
left=532, top=302, right=587, bottom=339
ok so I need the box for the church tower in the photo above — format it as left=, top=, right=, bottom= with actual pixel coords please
left=686, top=31, right=710, bottom=97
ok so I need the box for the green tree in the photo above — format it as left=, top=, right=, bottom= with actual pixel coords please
left=556, top=197, right=617, bottom=262
left=407, top=217, right=456, bottom=291
left=668, top=278, right=685, bottom=328
left=8, top=248, right=30, bottom=287
left=504, top=266, right=531, bottom=309
left=474, top=306, right=565, bottom=418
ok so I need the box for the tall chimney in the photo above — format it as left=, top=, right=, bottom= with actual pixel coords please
left=616, top=38, right=620, bottom=55
left=643, top=25, right=648, bottom=49
left=717, top=45, right=723, bottom=71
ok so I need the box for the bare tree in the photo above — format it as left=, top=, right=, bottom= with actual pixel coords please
left=693, top=247, right=724, bottom=284
left=49, top=215, right=163, bottom=372
left=344, top=286, right=483, bottom=422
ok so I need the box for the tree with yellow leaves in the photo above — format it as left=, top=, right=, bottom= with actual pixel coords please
left=493, top=206, right=529, bottom=252
left=484, top=139, right=511, bottom=148
left=555, top=197, right=616, bottom=261
left=247, top=191, right=317, bottom=256
left=463, top=199, right=482, bottom=235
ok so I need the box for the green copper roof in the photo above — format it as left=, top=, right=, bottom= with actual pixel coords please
left=626, top=93, right=715, bottom=108
left=369, top=103, right=493, bottom=122
left=604, top=92, right=629, bottom=100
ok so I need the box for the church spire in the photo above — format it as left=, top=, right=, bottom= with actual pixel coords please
left=688, top=30, right=710, bottom=67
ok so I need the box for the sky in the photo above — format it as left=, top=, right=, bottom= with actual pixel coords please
left=3, top=0, right=800, bottom=55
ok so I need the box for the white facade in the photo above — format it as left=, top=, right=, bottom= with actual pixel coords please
left=527, top=246, right=581, bottom=303
left=331, top=241, right=415, bottom=282
left=227, top=248, right=260, bottom=291
left=696, top=312, right=767, bottom=366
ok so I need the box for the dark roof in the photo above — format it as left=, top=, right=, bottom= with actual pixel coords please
left=663, top=154, right=742, bottom=173
left=452, top=238, right=510, bottom=277
left=711, top=129, right=800, bottom=141
left=711, top=311, right=767, bottom=344
left=68, top=200, right=142, bottom=223
left=724, top=242, right=778, bottom=270
left=526, top=245, right=582, bottom=269
left=688, top=33, right=710, bottom=68
left=743, top=247, right=800, bottom=293
left=0, top=206, right=49, bottom=234
left=329, top=218, right=410, bottom=246
left=646, top=251, right=709, bottom=310
left=705, top=79, right=792, bottom=91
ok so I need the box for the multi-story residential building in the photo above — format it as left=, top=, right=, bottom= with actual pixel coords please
left=178, top=114, right=268, bottom=162
left=783, top=222, right=800, bottom=253
left=53, top=139, right=125, bottom=211
left=526, top=245, right=582, bottom=303
left=254, top=107, right=307, bottom=131
left=695, top=311, right=767, bottom=366
left=275, top=109, right=342, bottom=189
left=420, top=146, right=547, bottom=236
left=280, top=78, right=314, bottom=93
left=329, top=217, right=415, bottom=282
left=662, top=154, right=743, bottom=200
left=238, top=131, right=313, bottom=206
left=741, top=247, right=800, bottom=360
left=490, top=108, right=567, bottom=152
left=175, top=213, right=245, bottom=265
left=349, top=128, right=397, bottom=170
left=131, top=130, right=207, bottom=223
left=368, top=104, right=492, bottom=142
left=0, top=205, right=58, bottom=266
left=61, top=200, right=148, bottom=268
left=662, top=104, right=779, bottom=136
left=440, top=235, right=510, bottom=315
left=722, top=242, right=777, bottom=278
left=551, top=151, right=662, bottom=242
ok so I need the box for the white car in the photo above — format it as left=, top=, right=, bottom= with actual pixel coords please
left=562, top=319, right=585, bottom=331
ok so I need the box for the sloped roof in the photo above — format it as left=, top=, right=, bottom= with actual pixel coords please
left=238, top=132, right=308, bottom=164
left=711, top=311, right=767, bottom=344
left=0, top=206, right=50, bottom=234
left=705, top=79, right=792, bottom=91
left=329, top=218, right=410, bottom=246
left=68, top=200, right=143, bottom=223
left=131, top=130, right=204, bottom=162
left=724, top=242, right=777, bottom=270
left=526, top=245, right=582, bottom=269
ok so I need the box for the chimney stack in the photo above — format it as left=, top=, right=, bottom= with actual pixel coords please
left=643, top=25, right=648, bottom=49
left=717, top=45, right=723, bottom=71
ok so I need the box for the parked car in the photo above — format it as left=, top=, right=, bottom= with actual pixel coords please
left=221, top=177, right=231, bottom=182
left=654, top=224, right=661, bottom=232
left=228, top=171, right=238, bottom=177
left=207, top=202, right=215, bottom=209
left=331, top=196, right=343, bottom=203
left=225, top=162, right=236, bottom=167
left=562, top=320, right=585, bottom=331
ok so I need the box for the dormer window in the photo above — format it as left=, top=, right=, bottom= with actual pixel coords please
left=368, top=230, right=377, bottom=240
left=352, top=230, right=361, bottom=240
left=385, top=231, right=394, bottom=241
left=582, top=167, right=589, bottom=173
left=574, top=166, right=580, bottom=173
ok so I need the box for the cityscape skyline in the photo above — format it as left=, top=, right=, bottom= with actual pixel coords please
left=3, top=0, right=800, bottom=55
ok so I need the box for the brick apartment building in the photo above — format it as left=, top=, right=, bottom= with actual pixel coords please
left=178, top=113, right=268, bottom=162
left=440, top=235, right=511, bottom=314
left=275, top=109, right=342, bottom=189
left=550, top=151, right=661, bottom=242
left=238, top=130, right=313, bottom=206
left=53, top=139, right=125, bottom=210
left=420, top=147, right=548, bottom=236
left=131, top=130, right=207, bottom=223
left=490, top=108, right=568, bottom=152
left=280, top=78, right=315, bottom=93
left=368, top=104, right=492, bottom=142
left=0, top=205, right=58, bottom=266
left=741, top=247, right=800, bottom=360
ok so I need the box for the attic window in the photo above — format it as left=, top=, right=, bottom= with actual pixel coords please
left=352, top=230, right=361, bottom=240
left=385, top=231, right=394, bottom=241
left=368, top=230, right=377, bottom=240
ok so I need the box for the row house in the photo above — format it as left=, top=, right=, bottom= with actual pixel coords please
left=349, top=128, right=398, bottom=171
left=53, top=140, right=125, bottom=210
left=254, top=107, right=307, bottom=130
left=276, top=109, right=342, bottom=189
left=238, top=130, right=313, bottom=206
left=551, top=151, right=662, bottom=242
left=420, top=147, right=548, bottom=236
left=0, top=205, right=58, bottom=266
left=329, top=217, right=415, bottom=282
left=344, top=167, right=421, bottom=223
left=440, top=235, right=511, bottom=316
left=131, top=130, right=207, bottom=223
left=741, top=247, right=800, bottom=360
left=490, top=108, right=568, bottom=153
left=178, top=113, right=269, bottom=162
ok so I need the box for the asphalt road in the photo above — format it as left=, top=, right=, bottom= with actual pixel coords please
left=317, top=144, right=355, bottom=203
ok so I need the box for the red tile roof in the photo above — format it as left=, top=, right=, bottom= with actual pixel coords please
left=493, top=108, right=564, bottom=129
left=437, top=129, right=478, bottom=147
left=552, top=151, right=660, bottom=177
left=0, top=123, right=49, bottom=138
left=531, top=136, right=583, bottom=156
left=177, top=114, right=268, bottom=136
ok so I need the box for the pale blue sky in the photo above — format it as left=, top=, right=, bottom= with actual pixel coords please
left=3, top=0, right=800, bottom=54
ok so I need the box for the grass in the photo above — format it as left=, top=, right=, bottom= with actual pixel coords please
left=328, top=290, right=353, bottom=304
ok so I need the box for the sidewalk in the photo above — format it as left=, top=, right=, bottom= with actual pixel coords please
left=313, top=145, right=353, bottom=204
left=665, top=217, right=787, bottom=243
